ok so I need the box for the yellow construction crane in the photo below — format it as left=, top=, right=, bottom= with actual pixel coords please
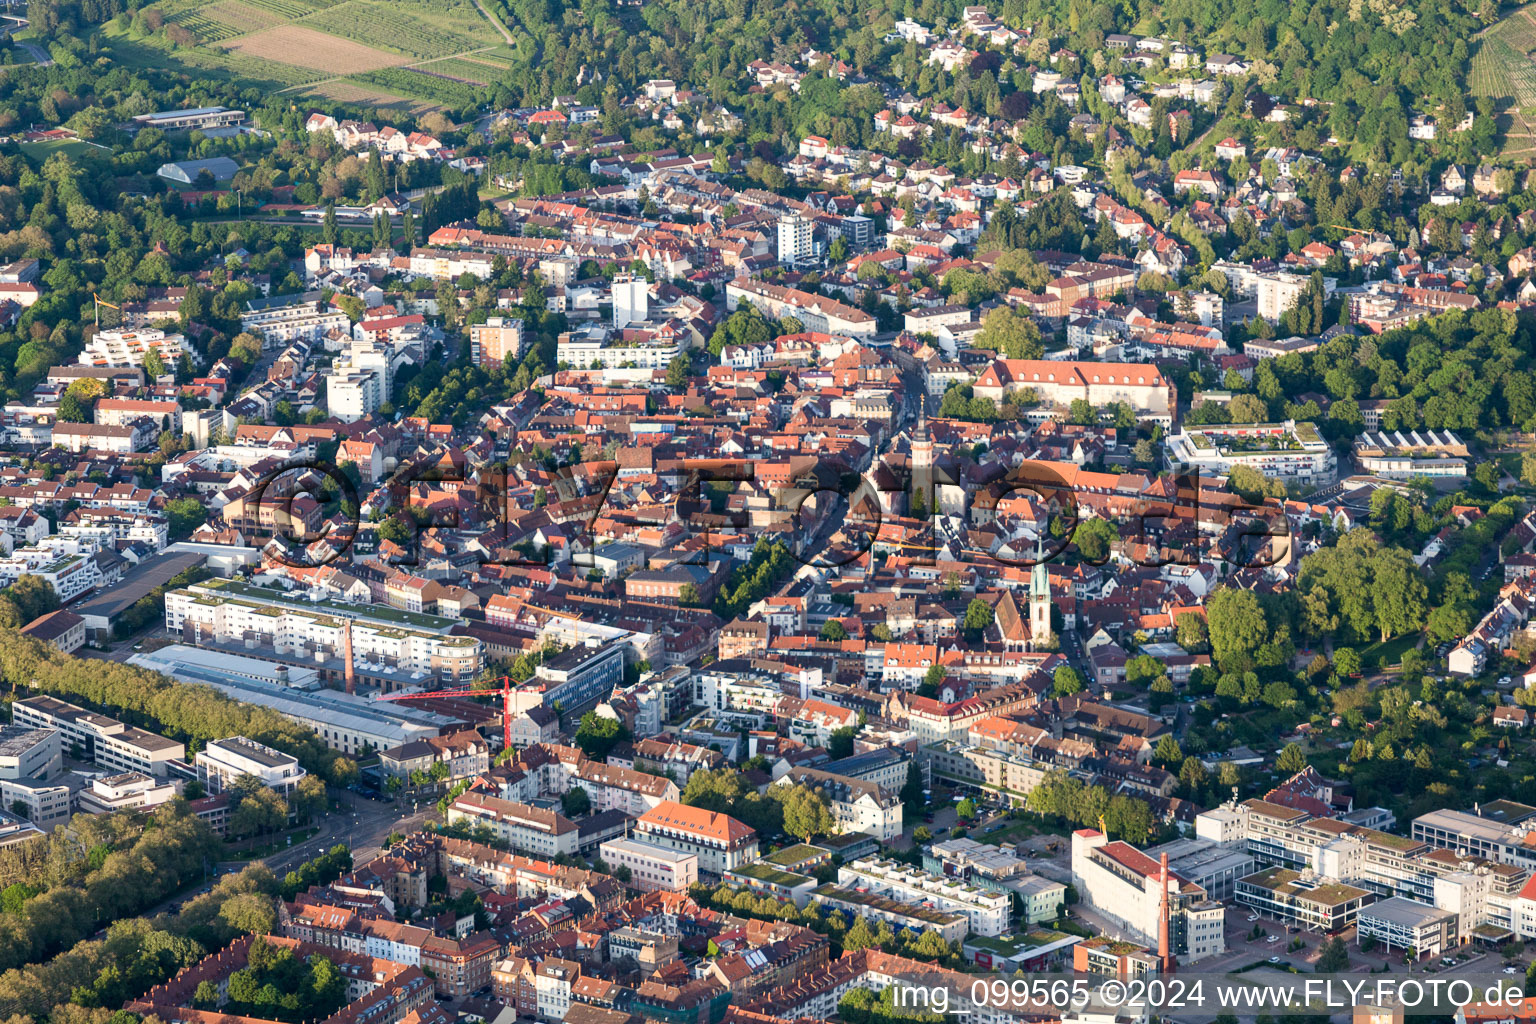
left=93, top=293, right=121, bottom=327
left=1099, top=814, right=1108, bottom=837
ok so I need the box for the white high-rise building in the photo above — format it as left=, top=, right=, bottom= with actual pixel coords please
left=778, top=212, right=814, bottom=264
left=613, top=275, right=649, bottom=328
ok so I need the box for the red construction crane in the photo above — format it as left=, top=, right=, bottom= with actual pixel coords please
left=375, top=675, right=521, bottom=751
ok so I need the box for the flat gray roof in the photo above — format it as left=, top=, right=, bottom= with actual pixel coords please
left=69, top=551, right=206, bottom=622
left=1360, top=896, right=1455, bottom=928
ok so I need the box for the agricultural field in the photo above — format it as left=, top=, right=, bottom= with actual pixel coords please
left=221, top=24, right=410, bottom=73
left=349, top=67, right=482, bottom=107
left=298, top=78, right=439, bottom=114
left=168, top=0, right=284, bottom=44
left=104, top=0, right=509, bottom=108
left=413, top=56, right=502, bottom=86
left=298, top=0, right=502, bottom=59
left=1471, top=8, right=1536, bottom=159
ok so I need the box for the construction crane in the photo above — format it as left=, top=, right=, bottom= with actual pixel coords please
left=92, top=293, right=121, bottom=328
left=374, top=675, right=522, bottom=752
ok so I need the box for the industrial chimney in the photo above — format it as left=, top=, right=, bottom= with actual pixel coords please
left=342, top=619, right=356, bottom=695
left=1158, top=851, right=1174, bottom=974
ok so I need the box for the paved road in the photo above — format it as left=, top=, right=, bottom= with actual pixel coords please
left=245, top=795, right=439, bottom=875
left=15, top=39, right=50, bottom=65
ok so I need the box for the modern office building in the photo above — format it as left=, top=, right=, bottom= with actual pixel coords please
left=1356, top=896, right=1457, bottom=957
left=1236, top=866, right=1372, bottom=932
left=132, top=106, right=246, bottom=131
left=533, top=642, right=626, bottom=720
left=195, top=737, right=307, bottom=796
left=77, top=772, right=179, bottom=815
left=0, top=727, right=61, bottom=782
left=11, top=695, right=183, bottom=776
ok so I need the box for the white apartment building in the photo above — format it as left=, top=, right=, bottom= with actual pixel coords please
left=328, top=370, right=385, bottom=422
left=1255, top=272, right=1336, bottom=322
left=633, top=800, right=759, bottom=876
left=78, top=328, right=190, bottom=369
left=692, top=666, right=786, bottom=715
left=534, top=959, right=579, bottom=1023
left=163, top=579, right=482, bottom=688
left=0, top=549, right=100, bottom=603
left=774, top=768, right=903, bottom=841
left=838, top=856, right=1013, bottom=937
left=557, top=331, right=682, bottom=371
left=1165, top=420, right=1335, bottom=481
left=571, top=761, right=680, bottom=816
left=362, top=920, right=431, bottom=966
left=1070, top=830, right=1227, bottom=962
left=195, top=736, right=307, bottom=796
left=777, top=212, right=815, bottom=263
left=446, top=792, right=580, bottom=856
left=239, top=304, right=351, bottom=347
left=599, top=837, right=699, bottom=892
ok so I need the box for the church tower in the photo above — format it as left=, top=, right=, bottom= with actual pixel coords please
left=1030, top=537, right=1053, bottom=646
left=910, top=407, right=933, bottom=519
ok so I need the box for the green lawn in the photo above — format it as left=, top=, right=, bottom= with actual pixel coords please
left=1358, top=632, right=1422, bottom=670
left=16, top=138, right=111, bottom=166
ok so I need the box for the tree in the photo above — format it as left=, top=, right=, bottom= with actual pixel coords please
left=1053, top=666, right=1086, bottom=696
left=1206, top=588, right=1268, bottom=670
left=827, top=726, right=856, bottom=760
left=779, top=785, right=836, bottom=841
left=142, top=347, right=167, bottom=380
left=666, top=353, right=691, bottom=391
left=963, top=598, right=995, bottom=640
left=913, top=825, right=933, bottom=843
left=1175, top=613, right=1208, bottom=652
left=1074, top=517, right=1118, bottom=563
left=561, top=787, right=591, bottom=817
left=574, top=712, right=629, bottom=759
left=218, top=892, right=276, bottom=936
left=900, top=761, right=925, bottom=811
left=677, top=583, right=701, bottom=606
left=956, top=797, right=977, bottom=820
left=820, top=619, right=848, bottom=641
left=1153, top=735, right=1183, bottom=768
left=55, top=391, right=88, bottom=423
left=974, top=305, right=1043, bottom=359
left=1275, top=743, right=1308, bottom=774
left=1316, top=936, right=1349, bottom=972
